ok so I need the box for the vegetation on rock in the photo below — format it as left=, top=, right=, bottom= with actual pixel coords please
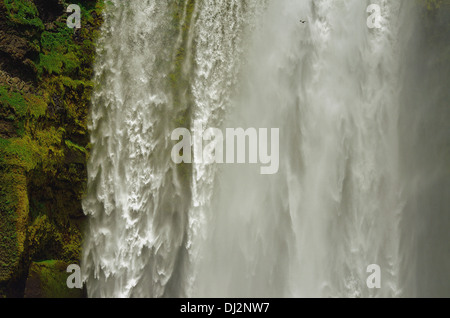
left=24, top=260, right=83, bottom=298
left=0, top=0, right=103, bottom=297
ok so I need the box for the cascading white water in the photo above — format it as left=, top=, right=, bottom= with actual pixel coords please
left=185, top=0, right=266, bottom=295
left=193, top=0, right=412, bottom=298
left=83, top=0, right=450, bottom=298
left=81, top=1, right=192, bottom=297
left=82, top=0, right=264, bottom=298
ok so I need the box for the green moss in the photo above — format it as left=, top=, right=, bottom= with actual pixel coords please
left=168, top=0, right=195, bottom=132
left=39, top=76, right=93, bottom=139
left=0, top=126, right=66, bottom=177
left=64, top=140, right=87, bottom=154
left=7, top=138, right=35, bottom=169
left=38, top=27, right=81, bottom=77
left=34, top=127, right=65, bottom=174
left=61, top=229, right=82, bottom=262
left=0, top=137, right=10, bottom=151
left=0, top=0, right=103, bottom=297
left=168, top=0, right=195, bottom=94
left=27, top=215, right=61, bottom=260
left=0, top=137, right=37, bottom=170
left=37, top=53, right=64, bottom=76
left=62, top=52, right=80, bottom=75
left=25, top=94, right=47, bottom=118
left=0, top=87, right=46, bottom=140
left=24, top=260, right=83, bottom=298
left=0, top=86, right=29, bottom=118
left=0, top=168, right=27, bottom=284
left=59, top=76, right=92, bottom=90
left=36, top=3, right=104, bottom=79
left=422, top=0, right=447, bottom=10
left=166, top=0, right=196, bottom=187
left=4, top=0, right=44, bottom=30
left=40, top=29, right=74, bottom=54
left=27, top=210, right=83, bottom=264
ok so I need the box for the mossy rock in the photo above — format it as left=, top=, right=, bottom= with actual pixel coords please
left=23, top=260, right=83, bottom=298
left=0, top=168, right=28, bottom=285
left=0, top=0, right=105, bottom=297
left=4, top=0, right=45, bottom=30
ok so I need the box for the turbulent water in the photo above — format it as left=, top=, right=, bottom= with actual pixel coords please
left=82, top=0, right=450, bottom=298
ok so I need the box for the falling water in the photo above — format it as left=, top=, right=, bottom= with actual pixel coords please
left=82, top=0, right=450, bottom=298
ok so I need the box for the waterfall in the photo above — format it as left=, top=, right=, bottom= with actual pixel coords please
left=81, top=0, right=264, bottom=298
left=193, top=0, right=412, bottom=298
left=82, top=0, right=450, bottom=298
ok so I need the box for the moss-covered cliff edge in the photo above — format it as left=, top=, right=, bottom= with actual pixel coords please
left=0, top=0, right=103, bottom=297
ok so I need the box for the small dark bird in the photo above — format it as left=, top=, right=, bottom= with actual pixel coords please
left=300, top=20, right=307, bottom=24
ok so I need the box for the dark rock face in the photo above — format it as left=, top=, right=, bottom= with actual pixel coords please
left=0, top=2, right=40, bottom=81
left=0, top=0, right=103, bottom=298
left=0, top=31, right=31, bottom=60
left=0, top=119, right=16, bottom=137
left=33, top=0, right=65, bottom=23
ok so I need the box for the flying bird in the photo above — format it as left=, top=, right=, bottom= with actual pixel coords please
left=299, top=20, right=307, bottom=24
